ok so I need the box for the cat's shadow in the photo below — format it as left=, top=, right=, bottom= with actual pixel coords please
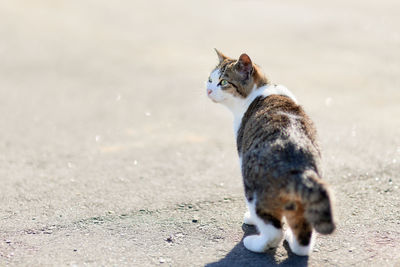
left=205, top=224, right=309, bottom=267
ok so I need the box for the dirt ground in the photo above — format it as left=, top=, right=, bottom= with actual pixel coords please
left=1, top=1, right=399, bottom=266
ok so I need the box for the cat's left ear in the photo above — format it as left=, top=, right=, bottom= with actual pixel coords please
left=235, top=53, right=253, bottom=79
left=215, top=48, right=229, bottom=63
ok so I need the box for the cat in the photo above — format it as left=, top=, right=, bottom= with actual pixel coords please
left=206, top=49, right=335, bottom=256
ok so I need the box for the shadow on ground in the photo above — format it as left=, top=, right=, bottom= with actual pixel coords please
left=205, top=224, right=308, bottom=267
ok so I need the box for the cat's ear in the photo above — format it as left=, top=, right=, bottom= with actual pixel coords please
left=214, top=48, right=229, bottom=63
left=235, top=53, right=253, bottom=79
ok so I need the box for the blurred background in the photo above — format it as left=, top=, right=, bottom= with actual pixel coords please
left=0, top=1, right=399, bottom=266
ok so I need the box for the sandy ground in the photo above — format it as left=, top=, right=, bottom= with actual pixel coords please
left=1, top=1, right=400, bottom=266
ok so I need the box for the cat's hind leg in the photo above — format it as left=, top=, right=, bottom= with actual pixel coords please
left=243, top=210, right=256, bottom=225
left=284, top=204, right=315, bottom=256
left=243, top=198, right=257, bottom=225
left=284, top=227, right=315, bottom=256
left=243, top=199, right=283, bottom=253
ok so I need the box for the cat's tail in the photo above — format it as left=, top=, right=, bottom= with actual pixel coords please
left=289, top=170, right=335, bottom=235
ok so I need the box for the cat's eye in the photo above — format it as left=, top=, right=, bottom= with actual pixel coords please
left=220, top=79, right=228, bottom=86
left=208, top=77, right=212, bottom=83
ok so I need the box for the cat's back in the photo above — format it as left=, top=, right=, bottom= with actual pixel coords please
left=237, top=94, right=320, bottom=177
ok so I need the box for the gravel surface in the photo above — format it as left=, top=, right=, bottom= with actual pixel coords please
left=1, top=1, right=399, bottom=266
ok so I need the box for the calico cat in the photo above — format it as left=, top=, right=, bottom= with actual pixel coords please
left=206, top=49, right=335, bottom=256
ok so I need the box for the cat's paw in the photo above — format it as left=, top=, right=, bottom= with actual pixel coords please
left=285, top=229, right=314, bottom=256
left=243, top=232, right=282, bottom=253
left=243, top=235, right=269, bottom=253
left=243, top=211, right=256, bottom=225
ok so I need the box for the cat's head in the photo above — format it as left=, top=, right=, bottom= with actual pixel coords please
left=206, top=49, right=268, bottom=104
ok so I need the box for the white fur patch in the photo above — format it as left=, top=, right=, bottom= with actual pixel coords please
left=243, top=196, right=283, bottom=252
left=207, top=69, right=221, bottom=92
left=243, top=211, right=256, bottom=225
left=285, top=228, right=315, bottom=256
left=244, top=197, right=256, bottom=225
left=206, top=69, right=228, bottom=103
left=221, top=84, right=297, bottom=137
left=260, top=84, right=298, bottom=104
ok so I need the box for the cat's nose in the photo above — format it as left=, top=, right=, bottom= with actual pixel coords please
left=207, top=89, right=212, bottom=95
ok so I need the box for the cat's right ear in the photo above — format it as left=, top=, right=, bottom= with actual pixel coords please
left=235, top=53, right=253, bottom=80
left=214, top=48, right=229, bottom=63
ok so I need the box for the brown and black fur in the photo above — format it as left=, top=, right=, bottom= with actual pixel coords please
left=208, top=50, right=335, bottom=248
left=214, top=50, right=268, bottom=98
left=238, top=95, right=335, bottom=245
